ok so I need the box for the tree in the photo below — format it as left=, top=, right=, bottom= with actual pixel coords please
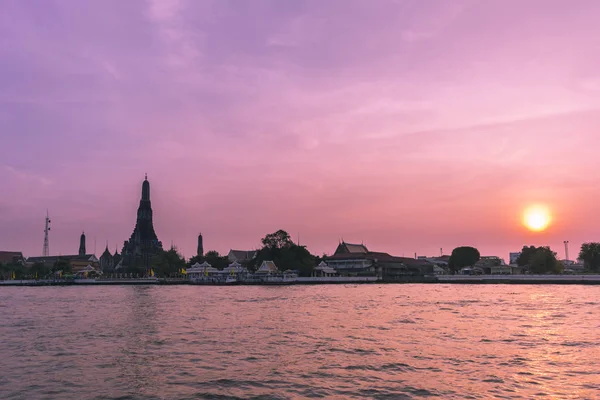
left=448, top=246, right=480, bottom=273
left=30, top=262, right=50, bottom=279
left=0, top=262, right=26, bottom=279
left=261, top=230, right=294, bottom=250
left=529, top=247, right=562, bottom=274
left=252, top=230, right=316, bottom=276
left=53, top=258, right=72, bottom=274
left=516, top=246, right=539, bottom=267
left=204, top=250, right=229, bottom=270
left=152, top=248, right=186, bottom=277
left=579, top=242, right=600, bottom=272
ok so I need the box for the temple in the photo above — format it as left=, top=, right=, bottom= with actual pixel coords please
left=120, top=175, right=163, bottom=271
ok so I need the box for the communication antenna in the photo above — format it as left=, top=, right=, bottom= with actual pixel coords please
left=43, top=210, right=51, bottom=256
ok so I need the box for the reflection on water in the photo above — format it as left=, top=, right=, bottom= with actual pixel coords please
left=0, top=285, right=599, bottom=399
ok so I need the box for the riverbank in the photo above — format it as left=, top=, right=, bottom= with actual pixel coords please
left=2, top=274, right=600, bottom=286
left=437, top=274, right=600, bottom=284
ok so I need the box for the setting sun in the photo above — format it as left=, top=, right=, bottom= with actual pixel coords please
left=523, top=205, right=552, bottom=232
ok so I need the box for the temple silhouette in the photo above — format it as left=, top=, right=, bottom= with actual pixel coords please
left=119, top=175, right=163, bottom=271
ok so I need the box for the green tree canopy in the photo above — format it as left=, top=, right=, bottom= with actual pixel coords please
left=529, top=247, right=562, bottom=274
left=0, top=262, right=27, bottom=279
left=152, top=248, right=186, bottom=277
left=448, top=246, right=480, bottom=273
left=187, top=250, right=229, bottom=269
left=516, top=246, right=539, bottom=267
left=252, top=230, right=315, bottom=276
left=53, top=258, right=72, bottom=274
left=261, top=230, right=294, bottom=250
left=578, top=242, right=600, bottom=272
left=204, top=250, right=229, bottom=270
left=30, top=262, right=51, bottom=279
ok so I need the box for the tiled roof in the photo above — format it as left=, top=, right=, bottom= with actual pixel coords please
left=0, top=251, right=24, bottom=264
left=27, top=254, right=97, bottom=263
left=334, top=242, right=369, bottom=255
left=100, top=247, right=112, bottom=259
left=344, top=243, right=368, bottom=253
left=228, top=250, right=257, bottom=261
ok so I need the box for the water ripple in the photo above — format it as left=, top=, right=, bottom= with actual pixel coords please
left=0, top=285, right=598, bottom=399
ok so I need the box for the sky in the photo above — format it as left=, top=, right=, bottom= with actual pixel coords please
left=2, top=0, right=600, bottom=261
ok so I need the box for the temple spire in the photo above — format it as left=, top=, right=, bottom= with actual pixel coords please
left=197, top=233, right=204, bottom=257
left=142, top=175, right=150, bottom=201
left=79, top=232, right=86, bottom=256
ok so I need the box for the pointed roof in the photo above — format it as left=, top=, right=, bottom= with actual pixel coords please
left=101, top=246, right=112, bottom=259
left=228, top=250, right=257, bottom=262
left=334, top=242, right=369, bottom=255
left=257, top=260, right=278, bottom=273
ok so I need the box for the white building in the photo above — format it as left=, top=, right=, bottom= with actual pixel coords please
left=312, top=261, right=337, bottom=277
left=256, top=260, right=278, bottom=274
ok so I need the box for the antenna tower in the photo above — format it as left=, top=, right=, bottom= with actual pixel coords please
left=43, top=210, right=51, bottom=256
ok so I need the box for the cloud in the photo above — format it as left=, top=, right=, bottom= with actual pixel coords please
left=3, top=165, right=53, bottom=186
left=145, top=0, right=203, bottom=68
left=400, top=1, right=465, bottom=42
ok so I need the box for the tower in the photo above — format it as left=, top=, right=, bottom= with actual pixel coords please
left=79, top=232, right=86, bottom=256
left=43, top=210, right=51, bottom=257
left=197, top=233, right=204, bottom=257
left=121, top=175, right=163, bottom=270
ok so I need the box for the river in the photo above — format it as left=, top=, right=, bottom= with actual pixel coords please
left=0, top=285, right=598, bottom=399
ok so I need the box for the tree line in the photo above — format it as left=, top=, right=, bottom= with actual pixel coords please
left=447, top=242, right=600, bottom=274
left=149, top=229, right=317, bottom=277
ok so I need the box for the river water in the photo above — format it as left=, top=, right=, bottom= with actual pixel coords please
left=0, top=285, right=598, bottom=399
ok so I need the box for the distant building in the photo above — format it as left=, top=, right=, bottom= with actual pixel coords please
left=474, top=256, right=513, bottom=274
left=313, top=261, right=337, bottom=277
left=256, top=260, right=278, bottom=274
left=509, top=252, right=521, bottom=265
left=99, top=245, right=121, bottom=272
left=26, top=233, right=99, bottom=273
left=0, top=251, right=25, bottom=265
left=475, top=256, right=505, bottom=268
left=325, top=241, right=434, bottom=278
left=228, top=250, right=257, bottom=263
left=561, top=259, right=585, bottom=273
left=419, top=256, right=450, bottom=273
left=120, top=176, right=163, bottom=271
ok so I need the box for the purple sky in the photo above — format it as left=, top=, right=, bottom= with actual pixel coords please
left=2, top=0, right=600, bottom=261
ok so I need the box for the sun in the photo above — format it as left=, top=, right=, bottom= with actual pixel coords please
left=523, top=204, right=552, bottom=232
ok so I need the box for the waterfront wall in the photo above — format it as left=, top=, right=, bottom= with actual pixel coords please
left=437, top=274, right=600, bottom=284
left=296, top=276, right=379, bottom=283
left=4, top=275, right=600, bottom=286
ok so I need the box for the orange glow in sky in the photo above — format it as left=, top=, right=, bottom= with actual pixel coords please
left=523, top=205, right=552, bottom=232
